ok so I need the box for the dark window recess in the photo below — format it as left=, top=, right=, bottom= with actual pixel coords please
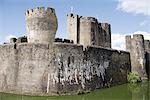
left=68, top=56, right=71, bottom=67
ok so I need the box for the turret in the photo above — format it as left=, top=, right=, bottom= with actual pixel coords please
left=25, top=7, right=58, bottom=44
left=67, top=13, right=79, bottom=44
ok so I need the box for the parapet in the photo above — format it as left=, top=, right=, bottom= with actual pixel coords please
left=133, top=34, right=144, bottom=41
left=9, top=36, right=27, bottom=44
left=125, top=35, right=131, bottom=39
left=67, top=13, right=78, bottom=18
left=144, top=40, right=150, bottom=44
left=25, top=7, right=55, bottom=18
left=144, top=40, right=150, bottom=50
left=101, top=23, right=111, bottom=28
left=63, top=39, right=73, bottom=43
left=17, top=36, right=27, bottom=43
left=10, top=38, right=17, bottom=43
left=80, top=16, right=98, bottom=22
left=25, top=6, right=58, bottom=44
left=125, top=35, right=132, bottom=42
left=55, top=38, right=74, bottom=44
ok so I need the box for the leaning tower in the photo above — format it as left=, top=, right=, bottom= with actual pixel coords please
left=25, top=7, right=58, bottom=44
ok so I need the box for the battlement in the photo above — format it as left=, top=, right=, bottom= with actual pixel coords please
left=133, top=34, right=144, bottom=40
left=67, top=13, right=78, bottom=18
left=55, top=38, right=74, bottom=43
left=25, top=7, right=55, bottom=18
left=80, top=16, right=98, bottom=22
left=25, top=6, right=58, bottom=44
left=125, top=35, right=131, bottom=40
left=9, top=36, right=27, bottom=44
left=101, top=23, right=110, bottom=27
left=145, top=40, right=150, bottom=44
left=144, top=40, right=150, bottom=50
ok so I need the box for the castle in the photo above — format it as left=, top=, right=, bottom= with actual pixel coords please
left=0, top=6, right=149, bottom=96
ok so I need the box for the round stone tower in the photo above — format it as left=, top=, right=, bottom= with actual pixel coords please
left=25, top=7, right=58, bottom=44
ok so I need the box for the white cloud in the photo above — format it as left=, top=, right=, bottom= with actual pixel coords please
left=117, top=0, right=150, bottom=16
left=5, top=34, right=17, bottom=43
left=112, top=31, right=150, bottom=50
left=112, top=34, right=126, bottom=50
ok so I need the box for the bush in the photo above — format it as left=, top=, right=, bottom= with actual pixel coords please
left=127, top=72, right=141, bottom=83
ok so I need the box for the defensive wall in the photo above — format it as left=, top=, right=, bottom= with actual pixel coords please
left=0, top=42, right=130, bottom=96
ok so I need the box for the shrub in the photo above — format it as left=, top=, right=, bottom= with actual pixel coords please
left=127, top=72, right=141, bottom=83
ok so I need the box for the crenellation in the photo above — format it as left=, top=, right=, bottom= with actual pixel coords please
left=144, top=40, right=150, bottom=51
left=67, top=13, right=111, bottom=48
left=67, top=13, right=78, bottom=18
left=0, top=6, right=149, bottom=96
left=80, top=16, right=98, bottom=22
left=133, top=34, right=144, bottom=41
left=55, top=38, right=74, bottom=44
left=10, top=38, right=17, bottom=44
left=25, top=7, right=55, bottom=18
left=17, top=36, right=27, bottom=43
left=25, top=7, right=58, bottom=44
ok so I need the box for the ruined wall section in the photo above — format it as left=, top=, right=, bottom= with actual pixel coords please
left=84, top=46, right=130, bottom=87
left=126, top=34, right=147, bottom=79
left=49, top=43, right=84, bottom=94
left=25, top=7, right=58, bottom=44
left=0, top=43, right=130, bottom=95
left=48, top=44, right=131, bottom=94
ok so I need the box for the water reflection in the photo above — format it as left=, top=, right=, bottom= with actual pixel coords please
left=0, top=81, right=149, bottom=100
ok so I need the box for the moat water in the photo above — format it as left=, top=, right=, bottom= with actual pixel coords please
left=0, top=81, right=149, bottom=100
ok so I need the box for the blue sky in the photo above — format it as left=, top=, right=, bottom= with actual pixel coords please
left=0, top=0, right=150, bottom=50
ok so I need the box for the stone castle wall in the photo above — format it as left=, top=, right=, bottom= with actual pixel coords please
left=0, top=43, right=130, bottom=96
left=126, top=34, right=150, bottom=79
left=67, top=13, right=111, bottom=48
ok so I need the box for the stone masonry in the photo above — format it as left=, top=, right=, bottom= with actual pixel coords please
left=126, top=34, right=150, bottom=79
left=67, top=13, right=111, bottom=48
left=25, top=7, right=58, bottom=44
left=0, top=6, right=133, bottom=96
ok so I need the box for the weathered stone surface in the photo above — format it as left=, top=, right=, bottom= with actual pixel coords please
left=25, top=7, right=58, bottom=44
left=0, top=6, right=134, bottom=96
left=126, top=34, right=150, bottom=79
left=67, top=13, right=111, bottom=48
left=144, top=40, right=150, bottom=79
left=0, top=43, right=130, bottom=96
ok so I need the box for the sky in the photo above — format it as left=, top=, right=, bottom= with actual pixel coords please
left=0, top=0, right=150, bottom=50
